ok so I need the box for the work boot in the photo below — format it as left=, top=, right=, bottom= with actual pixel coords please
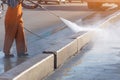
left=4, top=54, right=14, bottom=58
left=17, top=53, right=28, bottom=57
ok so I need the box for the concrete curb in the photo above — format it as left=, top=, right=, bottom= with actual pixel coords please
left=0, top=54, right=54, bottom=80
left=76, top=31, right=95, bottom=51
left=43, top=10, right=120, bottom=74
left=43, top=31, right=95, bottom=68
left=99, top=11, right=120, bottom=29
left=43, top=38, right=78, bottom=68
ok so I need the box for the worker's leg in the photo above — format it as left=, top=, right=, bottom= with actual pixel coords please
left=15, top=21, right=27, bottom=56
left=3, top=23, right=17, bottom=55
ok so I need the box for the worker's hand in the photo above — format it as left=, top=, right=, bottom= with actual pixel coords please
left=1, top=0, right=7, bottom=4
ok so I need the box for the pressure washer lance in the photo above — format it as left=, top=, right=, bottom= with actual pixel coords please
left=26, top=0, right=60, bottom=18
left=24, top=0, right=62, bottom=38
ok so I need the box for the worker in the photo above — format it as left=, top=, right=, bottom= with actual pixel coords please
left=3, top=0, right=28, bottom=58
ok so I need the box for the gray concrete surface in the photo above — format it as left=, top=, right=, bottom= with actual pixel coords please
left=45, top=15, right=120, bottom=80
left=0, top=54, right=54, bottom=80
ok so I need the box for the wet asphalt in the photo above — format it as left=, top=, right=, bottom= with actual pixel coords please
left=45, top=20, right=120, bottom=80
